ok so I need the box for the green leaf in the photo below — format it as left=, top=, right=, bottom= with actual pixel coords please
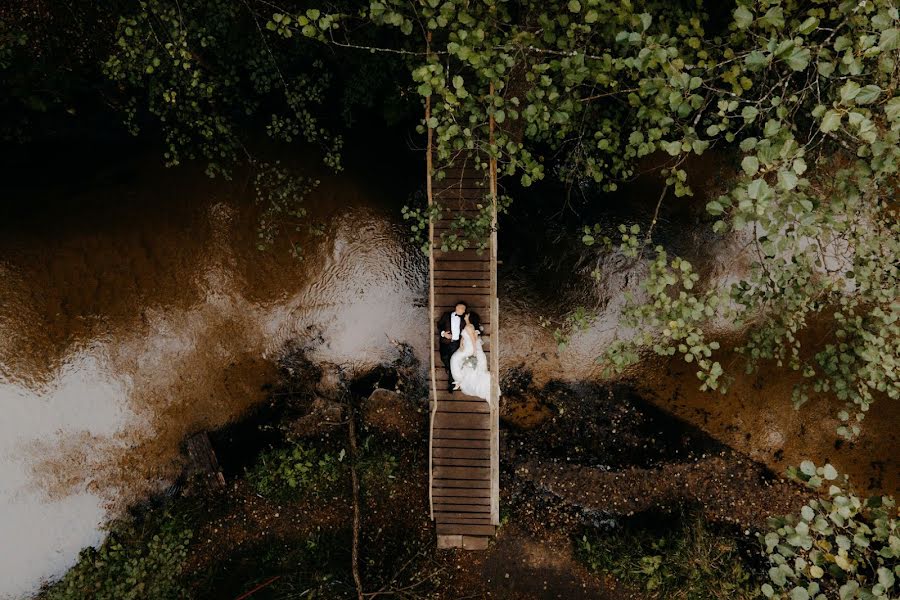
left=742, top=105, right=759, bottom=123
left=820, top=110, right=842, bottom=133
left=886, top=97, right=900, bottom=122
left=785, top=47, right=810, bottom=71
left=839, top=81, right=860, bottom=104
left=741, top=155, right=759, bottom=175
left=734, top=6, right=754, bottom=29
left=639, top=13, right=652, bottom=31
left=747, top=178, right=769, bottom=200
left=798, top=16, right=818, bottom=35
left=778, top=169, right=797, bottom=190
left=880, top=28, right=899, bottom=50
left=790, top=587, right=809, bottom=600
left=878, top=567, right=895, bottom=590
left=800, top=460, right=816, bottom=476
left=567, top=0, right=581, bottom=12
left=854, top=85, right=880, bottom=105
left=706, top=200, right=724, bottom=215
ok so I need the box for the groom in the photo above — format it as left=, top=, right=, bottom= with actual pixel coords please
left=437, top=301, right=467, bottom=393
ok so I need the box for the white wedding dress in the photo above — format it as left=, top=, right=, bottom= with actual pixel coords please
left=450, top=328, right=492, bottom=402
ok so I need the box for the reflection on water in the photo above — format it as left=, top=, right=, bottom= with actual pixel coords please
left=0, top=150, right=428, bottom=598
left=0, top=146, right=896, bottom=598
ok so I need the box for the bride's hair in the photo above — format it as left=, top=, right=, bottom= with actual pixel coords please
left=466, top=311, right=481, bottom=330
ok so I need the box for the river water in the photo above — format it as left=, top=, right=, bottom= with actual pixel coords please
left=0, top=143, right=896, bottom=598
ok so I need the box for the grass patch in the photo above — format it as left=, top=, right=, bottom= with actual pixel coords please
left=577, top=511, right=760, bottom=600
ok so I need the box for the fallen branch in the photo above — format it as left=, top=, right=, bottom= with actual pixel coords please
left=347, top=394, right=364, bottom=600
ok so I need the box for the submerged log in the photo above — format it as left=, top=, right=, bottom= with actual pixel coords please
left=183, top=431, right=225, bottom=490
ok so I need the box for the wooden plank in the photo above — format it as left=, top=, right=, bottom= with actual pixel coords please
left=433, top=194, right=484, bottom=200
left=432, top=438, right=491, bottom=449
left=435, top=510, right=492, bottom=519
left=431, top=261, right=490, bottom=271
left=432, top=487, right=491, bottom=498
left=462, top=536, right=490, bottom=550
left=433, top=447, right=491, bottom=458
left=433, top=466, right=490, bottom=480
left=436, top=534, right=463, bottom=549
left=433, top=479, right=491, bottom=489
left=433, top=413, right=490, bottom=430
left=434, top=498, right=492, bottom=507
left=434, top=193, right=490, bottom=203
left=433, top=252, right=490, bottom=261
left=434, top=279, right=491, bottom=288
left=432, top=429, right=491, bottom=440
left=434, top=169, right=485, bottom=179
left=435, top=514, right=493, bottom=524
left=434, top=304, right=490, bottom=314
left=436, top=524, right=496, bottom=536
left=433, top=262, right=488, bottom=270
left=433, top=286, right=490, bottom=295
left=435, top=401, right=490, bottom=414
left=433, top=457, right=492, bottom=467
left=434, top=294, right=490, bottom=306
left=433, top=275, right=491, bottom=284
left=434, top=393, right=489, bottom=403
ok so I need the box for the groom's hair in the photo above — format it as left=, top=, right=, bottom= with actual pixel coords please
left=455, top=301, right=468, bottom=310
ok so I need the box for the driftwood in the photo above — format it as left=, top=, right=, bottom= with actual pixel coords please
left=183, top=431, right=225, bottom=490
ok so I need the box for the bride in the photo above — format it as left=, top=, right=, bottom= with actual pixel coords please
left=449, top=311, right=492, bottom=402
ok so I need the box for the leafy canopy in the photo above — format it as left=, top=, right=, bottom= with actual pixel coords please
left=267, top=0, right=898, bottom=436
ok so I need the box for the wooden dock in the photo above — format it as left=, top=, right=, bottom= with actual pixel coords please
left=426, top=142, right=500, bottom=550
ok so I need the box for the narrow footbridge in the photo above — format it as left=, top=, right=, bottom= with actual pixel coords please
left=426, top=145, right=500, bottom=550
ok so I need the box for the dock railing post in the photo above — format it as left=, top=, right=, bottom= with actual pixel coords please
left=488, top=81, right=500, bottom=527
left=425, top=32, right=437, bottom=522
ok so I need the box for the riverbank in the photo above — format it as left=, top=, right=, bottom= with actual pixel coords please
left=38, top=339, right=817, bottom=599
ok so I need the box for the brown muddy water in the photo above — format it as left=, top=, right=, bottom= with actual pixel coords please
left=0, top=144, right=896, bottom=598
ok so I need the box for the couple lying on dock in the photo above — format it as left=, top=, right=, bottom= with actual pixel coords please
left=437, top=301, right=491, bottom=402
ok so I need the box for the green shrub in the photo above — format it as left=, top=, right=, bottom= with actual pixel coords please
left=41, top=511, right=192, bottom=600
left=578, top=512, right=758, bottom=599
left=759, top=462, right=898, bottom=600
left=247, top=441, right=344, bottom=499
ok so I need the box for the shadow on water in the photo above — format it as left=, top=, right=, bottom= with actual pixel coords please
left=503, top=378, right=725, bottom=471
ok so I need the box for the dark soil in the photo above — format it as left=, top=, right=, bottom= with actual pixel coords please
left=166, top=349, right=811, bottom=599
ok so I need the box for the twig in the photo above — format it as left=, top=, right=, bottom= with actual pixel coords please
left=234, top=576, right=281, bottom=600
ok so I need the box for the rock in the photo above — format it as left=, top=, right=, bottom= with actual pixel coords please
left=315, top=363, right=343, bottom=399
left=362, top=388, right=419, bottom=437
left=285, top=396, right=344, bottom=437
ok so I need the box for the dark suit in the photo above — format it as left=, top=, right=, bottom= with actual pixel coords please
left=437, top=311, right=484, bottom=391
left=437, top=311, right=462, bottom=390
